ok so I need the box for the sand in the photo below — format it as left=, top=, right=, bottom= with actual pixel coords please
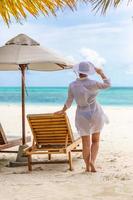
left=0, top=104, right=133, bottom=200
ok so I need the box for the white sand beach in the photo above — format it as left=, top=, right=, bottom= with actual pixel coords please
left=0, top=105, right=133, bottom=200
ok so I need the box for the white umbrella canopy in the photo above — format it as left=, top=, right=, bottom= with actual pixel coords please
left=0, top=34, right=72, bottom=145
left=0, top=34, right=72, bottom=71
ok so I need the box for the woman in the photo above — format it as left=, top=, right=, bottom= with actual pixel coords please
left=55, top=61, right=111, bottom=172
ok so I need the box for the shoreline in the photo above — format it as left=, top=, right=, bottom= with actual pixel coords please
left=1, top=102, right=133, bottom=107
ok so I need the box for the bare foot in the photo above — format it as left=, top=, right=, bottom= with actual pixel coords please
left=85, top=169, right=91, bottom=172
left=90, top=162, right=97, bottom=173
left=85, top=164, right=91, bottom=172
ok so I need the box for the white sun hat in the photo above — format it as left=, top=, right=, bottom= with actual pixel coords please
left=73, top=61, right=96, bottom=75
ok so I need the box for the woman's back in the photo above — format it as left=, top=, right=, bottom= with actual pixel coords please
left=70, top=78, right=98, bottom=107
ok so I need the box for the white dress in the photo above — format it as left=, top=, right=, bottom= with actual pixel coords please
left=65, top=77, right=111, bottom=136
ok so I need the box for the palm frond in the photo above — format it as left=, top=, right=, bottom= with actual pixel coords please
left=0, top=0, right=79, bottom=25
left=88, top=0, right=122, bottom=14
left=0, top=0, right=131, bottom=26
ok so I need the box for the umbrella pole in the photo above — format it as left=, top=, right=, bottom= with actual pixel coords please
left=9, top=64, right=29, bottom=166
left=20, top=64, right=26, bottom=145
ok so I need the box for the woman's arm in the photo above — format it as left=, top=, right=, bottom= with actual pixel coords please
left=94, top=67, right=111, bottom=89
left=55, top=85, right=74, bottom=114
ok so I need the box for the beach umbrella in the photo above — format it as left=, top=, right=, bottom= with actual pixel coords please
left=0, top=34, right=72, bottom=145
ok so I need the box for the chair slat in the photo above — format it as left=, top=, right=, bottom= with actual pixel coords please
left=30, top=119, right=65, bottom=122
left=33, top=131, right=67, bottom=134
left=31, top=121, right=66, bottom=125
left=32, top=124, right=67, bottom=128
left=33, top=127, right=67, bottom=131
left=29, top=115, right=65, bottom=119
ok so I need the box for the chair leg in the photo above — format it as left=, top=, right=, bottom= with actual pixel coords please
left=68, top=151, right=73, bottom=171
left=48, top=153, right=51, bottom=160
left=28, top=155, right=32, bottom=171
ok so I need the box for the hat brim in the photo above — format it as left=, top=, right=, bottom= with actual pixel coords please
left=73, top=63, right=95, bottom=75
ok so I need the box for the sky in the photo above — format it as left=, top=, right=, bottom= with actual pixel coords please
left=0, top=2, right=133, bottom=87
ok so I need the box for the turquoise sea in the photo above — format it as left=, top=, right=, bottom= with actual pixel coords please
left=0, top=87, right=133, bottom=106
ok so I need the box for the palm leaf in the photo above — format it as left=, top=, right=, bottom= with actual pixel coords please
left=0, top=0, right=68, bottom=25
left=88, top=0, right=122, bottom=14
left=0, top=0, right=131, bottom=26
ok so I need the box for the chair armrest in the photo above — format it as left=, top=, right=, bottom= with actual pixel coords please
left=66, top=138, right=82, bottom=153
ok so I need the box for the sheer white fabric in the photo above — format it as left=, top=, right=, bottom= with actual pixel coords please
left=65, top=77, right=111, bottom=136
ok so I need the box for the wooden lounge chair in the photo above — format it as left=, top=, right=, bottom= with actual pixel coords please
left=25, top=113, right=82, bottom=171
left=0, top=123, right=31, bottom=152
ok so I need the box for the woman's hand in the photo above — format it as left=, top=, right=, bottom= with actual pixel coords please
left=94, top=67, right=103, bottom=75
left=54, top=105, right=67, bottom=115
left=95, top=67, right=107, bottom=80
left=54, top=110, right=65, bottom=115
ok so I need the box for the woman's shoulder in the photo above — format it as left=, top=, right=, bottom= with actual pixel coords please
left=68, top=80, right=81, bottom=89
left=69, top=81, right=77, bottom=88
left=85, top=78, right=97, bottom=85
left=69, top=78, right=97, bottom=86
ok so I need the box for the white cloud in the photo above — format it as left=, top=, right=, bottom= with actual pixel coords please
left=80, top=48, right=106, bottom=67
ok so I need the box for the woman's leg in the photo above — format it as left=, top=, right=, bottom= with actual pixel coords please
left=81, top=135, right=91, bottom=172
left=90, top=132, right=100, bottom=172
